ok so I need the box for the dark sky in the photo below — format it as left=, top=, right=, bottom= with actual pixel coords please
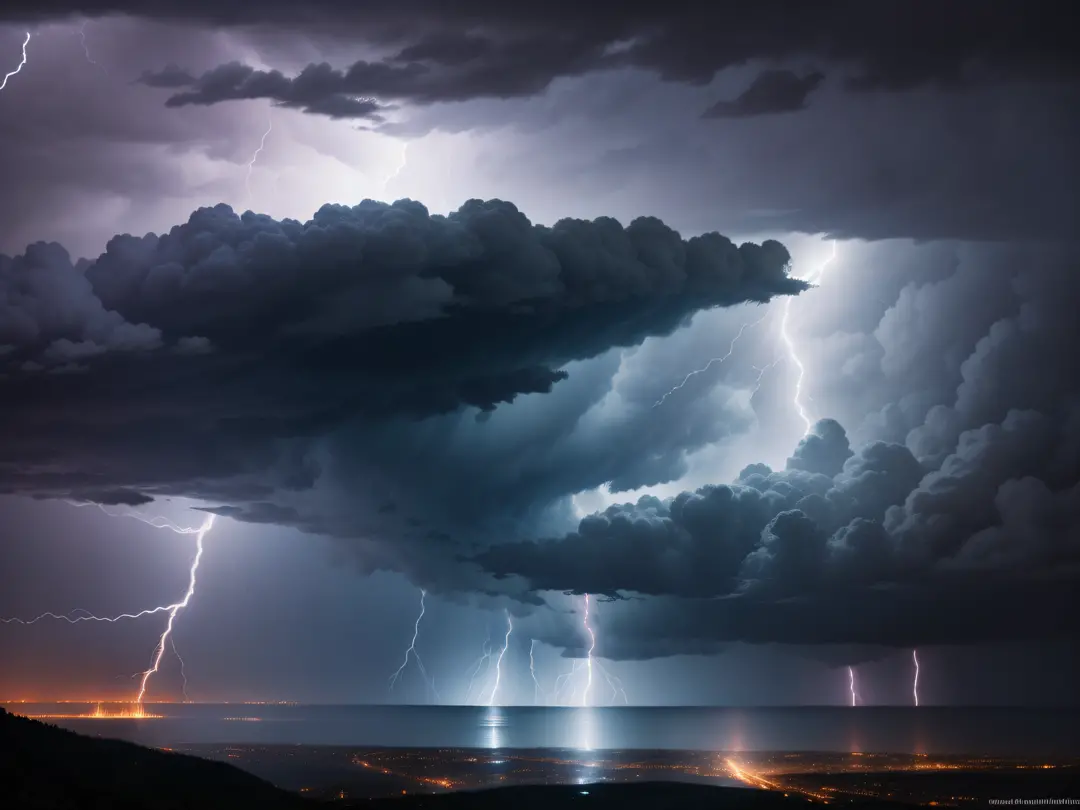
left=1, top=1, right=1079, bottom=707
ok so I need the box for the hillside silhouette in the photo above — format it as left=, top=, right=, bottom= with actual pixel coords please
left=0, top=707, right=306, bottom=809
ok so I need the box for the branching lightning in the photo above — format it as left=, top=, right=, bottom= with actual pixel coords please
left=912, top=649, right=920, bottom=707
left=549, top=594, right=626, bottom=707
left=135, top=514, right=215, bottom=703
left=653, top=311, right=770, bottom=408
left=1, top=507, right=216, bottom=705
left=485, top=610, right=512, bottom=707
left=245, top=110, right=273, bottom=210
left=848, top=666, right=859, bottom=707
left=778, top=239, right=838, bottom=434
left=389, top=588, right=439, bottom=702
left=1, top=32, right=30, bottom=92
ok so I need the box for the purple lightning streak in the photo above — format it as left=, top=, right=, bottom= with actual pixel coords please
left=778, top=240, right=838, bottom=434
left=653, top=310, right=770, bottom=408
left=77, top=22, right=108, bottom=76
left=245, top=109, right=273, bottom=210
left=485, top=610, right=512, bottom=707
left=582, top=594, right=595, bottom=707
left=65, top=500, right=204, bottom=535
left=135, top=514, right=215, bottom=704
left=912, top=649, right=920, bottom=707
left=389, top=588, right=439, bottom=702
left=848, top=666, right=859, bottom=707
left=1, top=32, right=30, bottom=92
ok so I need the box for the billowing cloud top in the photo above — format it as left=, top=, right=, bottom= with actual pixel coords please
left=0, top=198, right=801, bottom=524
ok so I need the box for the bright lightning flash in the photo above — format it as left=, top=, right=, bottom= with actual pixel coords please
left=389, top=589, right=439, bottom=701
left=245, top=110, right=273, bottom=210
left=848, top=665, right=859, bottom=707
left=778, top=239, right=838, bottom=434
left=1, top=32, right=30, bottom=92
left=135, top=514, right=215, bottom=703
left=582, top=594, right=595, bottom=707
left=653, top=311, right=770, bottom=408
left=485, top=610, right=512, bottom=707
left=912, top=649, right=920, bottom=707
left=1, top=507, right=216, bottom=705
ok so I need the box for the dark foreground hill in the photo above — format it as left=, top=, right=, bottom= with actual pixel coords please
left=0, top=707, right=306, bottom=809
left=2, top=707, right=906, bottom=810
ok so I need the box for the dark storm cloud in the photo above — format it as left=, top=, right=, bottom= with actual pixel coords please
left=471, top=248, right=1080, bottom=652
left=98, top=1, right=1079, bottom=119
left=702, top=69, right=825, bottom=119
left=0, top=197, right=803, bottom=587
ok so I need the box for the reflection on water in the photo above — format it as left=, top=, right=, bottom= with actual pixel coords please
left=6, top=704, right=1079, bottom=757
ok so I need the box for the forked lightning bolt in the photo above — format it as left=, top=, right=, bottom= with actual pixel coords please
left=1, top=510, right=216, bottom=704
left=654, top=311, right=770, bottom=408
left=485, top=611, right=512, bottom=706
left=389, top=588, right=439, bottom=701
left=245, top=110, right=273, bottom=210
left=779, top=240, right=838, bottom=433
left=135, top=514, right=215, bottom=703
left=1, top=32, right=30, bottom=92
left=912, top=649, right=920, bottom=707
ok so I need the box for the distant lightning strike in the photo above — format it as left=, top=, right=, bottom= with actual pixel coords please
left=465, top=637, right=493, bottom=704
left=135, top=514, right=215, bottom=703
left=245, top=110, right=273, bottom=210
left=653, top=311, right=770, bottom=408
left=1, top=32, right=30, bottom=92
left=77, top=23, right=108, bottom=76
left=529, top=639, right=546, bottom=705
left=485, top=611, right=512, bottom=707
left=582, top=594, right=595, bottom=708
left=848, top=666, right=858, bottom=707
left=0, top=508, right=216, bottom=704
left=912, top=649, right=920, bottom=707
left=779, top=239, right=838, bottom=434
left=389, top=589, right=439, bottom=702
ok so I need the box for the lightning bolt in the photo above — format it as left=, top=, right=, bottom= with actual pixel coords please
left=77, top=22, right=108, bottom=76
left=485, top=610, right=512, bottom=707
left=381, top=141, right=409, bottom=198
left=1, top=32, right=30, bottom=92
left=464, top=636, right=493, bottom=704
left=778, top=239, right=838, bottom=433
left=388, top=588, right=438, bottom=702
left=245, top=110, right=273, bottom=210
left=912, top=649, right=920, bottom=707
left=529, top=639, right=548, bottom=705
left=848, top=665, right=858, bottom=707
left=582, top=594, right=595, bottom=708
left=135, top=514, right=214, bottom=703
left=653, top=311, right=770, bottom=408
left=170, top=636, right=190, bottom=702
left=65, top=500, right=204, bottom=535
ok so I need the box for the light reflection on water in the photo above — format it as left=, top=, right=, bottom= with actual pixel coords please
left=7, top=704, right=1079, bottom=757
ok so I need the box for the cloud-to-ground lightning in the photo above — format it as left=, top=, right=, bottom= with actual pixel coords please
left=653, top=311, right=770, bottom=408
left=77, top=22, right=108, bottom=76
left=170, top=636, right=190, bottom=702
left=135, top=514, right=215, bottom=703
left=529, top=639, right=547, bottom=705
left=581, top=594, right=595, bottom=707
left=848, top=666, right=859, bottom=706
left=244, top=110, right=273, bottom=210
left=1, top=32, right=30, bottom=92
left=912, top=649, right=920, bottom=707
left=389, top=588, right=439, bottom=702
left=464, top=636, right=493, bottom=704
left=485, top=611, right=513, bottom=706
left=778, top=239, right=838, bottom=433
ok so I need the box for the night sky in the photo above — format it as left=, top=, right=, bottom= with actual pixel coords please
left=1, top=1, right=1079, bottom=707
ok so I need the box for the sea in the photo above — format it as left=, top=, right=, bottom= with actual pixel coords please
left=8, top=704, right=1079, bottom=757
